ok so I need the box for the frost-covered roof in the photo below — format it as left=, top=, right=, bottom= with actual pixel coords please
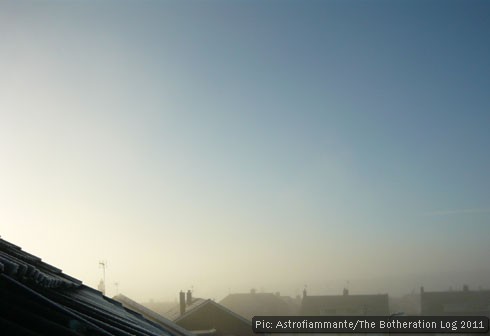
left=0, top=236, right=193, bottom=336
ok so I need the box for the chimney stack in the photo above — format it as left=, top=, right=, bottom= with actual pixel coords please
left=179, top=291, right=185, bottom=315
left=343, top=288, right=349, bottom=296
left=186, top=289, right=192, bottom=305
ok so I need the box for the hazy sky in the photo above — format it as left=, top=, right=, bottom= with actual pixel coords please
left=1, top=0, right=489, bottom=302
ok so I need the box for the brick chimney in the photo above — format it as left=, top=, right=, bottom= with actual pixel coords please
left=179, top=291, right=185, bottom=315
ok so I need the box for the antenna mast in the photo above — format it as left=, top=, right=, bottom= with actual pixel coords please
left=99, top=260, right=107, bottom=295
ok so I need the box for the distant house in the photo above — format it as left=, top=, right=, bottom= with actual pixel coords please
left=420, top=286, right=490, bottom=317
left=0, top=236, right=192, bottom=336
left=163, top=290, right=255, bottom=336
left=300, top=288, right=390, bottom=316
left=219, top=290, right=293, bottom=321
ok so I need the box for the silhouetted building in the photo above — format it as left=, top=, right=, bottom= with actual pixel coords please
left=113, top=294, right=200, bottom=335
left=420, top=286, right=490, bottom=317
left=0, top=236, right=193, bottom=336
left=300, top=288, right=390, bottom=316
left=175, top=299, right=254, bottom=335
left=220, top=290, right=292, bottom=321
left=162, top=291, right=254, bottom=336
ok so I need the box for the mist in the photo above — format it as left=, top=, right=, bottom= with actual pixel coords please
left=1, top=0, right=489, bottom=310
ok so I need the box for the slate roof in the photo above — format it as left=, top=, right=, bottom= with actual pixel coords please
left=300, top=293, right=390, bottom=316
left=0, top=236, right=193, bottom=336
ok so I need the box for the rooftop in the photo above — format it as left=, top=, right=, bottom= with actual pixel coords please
left=0, top=236, right=193, bottom=336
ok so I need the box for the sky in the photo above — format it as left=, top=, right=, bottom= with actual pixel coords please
left=1, top=0, right=489, bottom=302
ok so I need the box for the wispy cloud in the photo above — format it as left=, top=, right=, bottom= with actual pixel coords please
left=422, top=208, right=490, bottom=216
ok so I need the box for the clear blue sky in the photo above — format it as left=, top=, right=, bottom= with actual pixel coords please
left=1, top=0, right=489, bottom=301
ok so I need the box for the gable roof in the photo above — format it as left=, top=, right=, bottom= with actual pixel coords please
left=126, top=295, right=252, bottom=335
left=165, top=298, right=209, bottom=321
left=173, top=297, right=254, bottom=336
left=300, top=293, right=390, bottom=316
left=0, top=237, right=192, bottom=336
left=175, top=299, right=251, bottom=326
left=161, top=296, right=251, bottom=326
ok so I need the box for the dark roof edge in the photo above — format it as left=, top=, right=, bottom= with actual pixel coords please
left=113, top=293, right=194, bottom=336
left=175, top=299, right=252, bottom=326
